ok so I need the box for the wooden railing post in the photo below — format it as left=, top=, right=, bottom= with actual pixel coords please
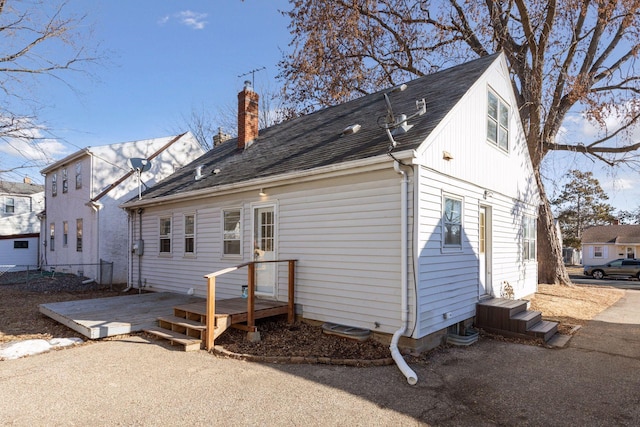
left=247, top=262, right=255, bottom=329
left=205, top=275, right=216, bottom=351
left=288, top=260, right=295, bottom=323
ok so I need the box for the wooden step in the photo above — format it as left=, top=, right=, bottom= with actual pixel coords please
left=157, top=315, right=206, bottom=340
left=143, top=327, right=202, bottom=351
left=526, top=320, right=558, bottom=342
left=510, top=310, right=542, bottom=334
left=476, top=298, right=528, bottom=330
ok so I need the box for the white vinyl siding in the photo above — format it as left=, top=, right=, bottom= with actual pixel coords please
left=133, top=169, right=412, bottom=335
left=416, top=167, right=538, bottom=337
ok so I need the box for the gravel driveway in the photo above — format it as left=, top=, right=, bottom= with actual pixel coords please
left=1, top=291, right=639, bottom=426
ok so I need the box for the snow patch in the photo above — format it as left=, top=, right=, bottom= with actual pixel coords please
left=0, top=337, right=84, bottom=360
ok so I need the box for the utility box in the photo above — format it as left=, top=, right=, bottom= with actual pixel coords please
left=133, top=240, right=144, bottom=256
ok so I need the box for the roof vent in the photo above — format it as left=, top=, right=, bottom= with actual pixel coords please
left=195, top=165, right=204, bottom=181
left=341, top=124, right=361, bottom=136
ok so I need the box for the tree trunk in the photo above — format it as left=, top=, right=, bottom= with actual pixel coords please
left=534, top=167, right=572, bottom=285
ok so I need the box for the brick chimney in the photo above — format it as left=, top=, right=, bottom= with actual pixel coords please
left=23, top=176, right=31, bottom=184
left=237, top=80, right=259, bottom=149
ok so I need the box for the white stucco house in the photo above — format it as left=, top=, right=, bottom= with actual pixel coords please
left=39, top=133, right=205, bottom=284
left=121, top=53, right=540, bottom=352
left=582, top=224, right=640, bottom=265
left=0, top=179, right=44, bottom=271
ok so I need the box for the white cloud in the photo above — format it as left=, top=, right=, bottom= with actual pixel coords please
left=0, top=136, right=67, bottom=164
left=176, top=10, right=208, bottom=30
left=157, top=11, right=208, bottom=30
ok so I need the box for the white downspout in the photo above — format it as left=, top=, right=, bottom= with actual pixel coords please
left=391, top=160, right=418, bottom=385
left=123, top=210, right=133, bottom=293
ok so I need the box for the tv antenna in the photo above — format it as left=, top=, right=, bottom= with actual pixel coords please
left=238, top=66, right=266, bottom=87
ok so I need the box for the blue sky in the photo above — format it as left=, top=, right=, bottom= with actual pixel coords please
left=2, top=0, right=291, bottom=183
left=1, top=0, right=638, bottom=212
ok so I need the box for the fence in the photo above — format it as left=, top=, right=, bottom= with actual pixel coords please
left=0, top=260, right=114, bottom=289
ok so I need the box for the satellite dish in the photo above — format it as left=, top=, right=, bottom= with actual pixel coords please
left=128, top=158, right=151, bottom=172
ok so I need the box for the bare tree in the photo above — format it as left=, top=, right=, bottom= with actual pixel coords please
left=0, top=0, right=100, bottom=178
left=279, top=0, right=640, bottom=284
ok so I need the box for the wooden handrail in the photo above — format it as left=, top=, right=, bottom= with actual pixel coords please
left=203, top=259, right=297, bottom=351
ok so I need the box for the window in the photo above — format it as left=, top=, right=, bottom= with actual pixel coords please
left=63, top=221, right=68, bottom=247
left=14, top=241, right=28, bottom=249
left=159, top=217, right=172, bottom=253
left=223, top=209, right=241, bottom=256
left=523, top=216, right=536, bottom=261
left=52, top=173, right=57, bottom=197
left=62, top=168, right=68, bottom=193
left=487, top=90, right=509, bottom=152
left=5, top=197, right=14, bottom=213
left=75, top=163, right=82, bottom=189
left=594, top=246, right=603, bottom=258
left=50, top=223, right=55, bottom=251
left=184, top=214, right=195, bottom=254
left=443, top=196, right=462, bottom=248
left=76, top=219, right=83, bottom=252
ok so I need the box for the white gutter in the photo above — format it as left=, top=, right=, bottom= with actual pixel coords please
left=391, top=160, right=418, bottom=385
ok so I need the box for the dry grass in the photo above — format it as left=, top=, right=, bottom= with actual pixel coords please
left=530, top=283, right=625, bottom=330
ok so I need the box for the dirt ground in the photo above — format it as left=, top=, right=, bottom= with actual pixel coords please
left=0, top=268, right=626, bottom=359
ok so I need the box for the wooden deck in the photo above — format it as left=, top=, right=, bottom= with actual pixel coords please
left=174, top=297, right=290, bottom=325
left=39, top=292, right=290, bottom=341
left=39, top=292, right=205, bottom=339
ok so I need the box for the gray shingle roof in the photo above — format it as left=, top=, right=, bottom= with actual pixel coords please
left=0, top=181, right=44, bottom=195
left=582, top=225, right=640, bottom=244
left=137, top=54, right=500, bottom=202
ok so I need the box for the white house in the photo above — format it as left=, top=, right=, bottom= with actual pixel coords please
left=0, top=179, right=44, bottom=271
left=40, top=133, right=205, bottom=284
left=121, top=54, right=539, bottom=353
left=582, top=224, right=640, bottom=264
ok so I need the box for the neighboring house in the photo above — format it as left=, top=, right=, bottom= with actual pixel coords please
left=40, top=133, right=205, bottom=284
left=0, top=179, right=45, bottom=271
left=582, top=224, right=640, bottom=265
left=121, top=53, right=540, bottom=352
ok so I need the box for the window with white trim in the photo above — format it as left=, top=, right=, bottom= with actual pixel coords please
left=5, top=197, right=14, bottom=213
left=52, top=173, right=57, bottom=197
left=76, top=218, right=83, bottom=252
left=75, top=162, right=82, bottom=189
left=184, top=214, right=195, bottom=254
left=50, top=223, right=55, bottom=251
left=223, top=208, right=242, bottom=256
left=523, top=216, right=536, bottom=261
left=62, top=168, right=68, bottom=193
left=594, top=246, right=603, bottom=258
left=487, top=90, right=509, bottom=152
left=160, top=216, right=172, bottom=253
left=63, top=221, right=68, bottom=247
left=443, top=195, right=462, bottom=248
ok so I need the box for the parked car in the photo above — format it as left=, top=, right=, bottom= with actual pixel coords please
left=583, top=259, right=640, bottom=280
